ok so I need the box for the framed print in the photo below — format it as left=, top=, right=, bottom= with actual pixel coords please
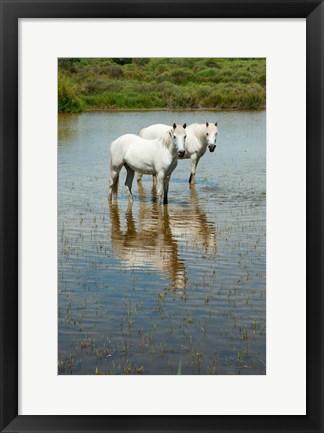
left=0, top=0, right=323, bottom=432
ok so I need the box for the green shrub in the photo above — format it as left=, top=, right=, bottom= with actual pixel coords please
left=156, top=68, right=192, bottom=85
left=112, top=58, right=133, bottom=66
left=58, top=58, right=266, bottom=111
left=195, top=68, right=219, bottom=81
left=58, top=75, right=85, bottom=112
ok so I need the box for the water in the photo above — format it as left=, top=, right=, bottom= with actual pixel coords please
left=58, top=111, right=266, bottom=375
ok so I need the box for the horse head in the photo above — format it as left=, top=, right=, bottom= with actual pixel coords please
left=169, top=123, right=187, bottom=158
left=205, top=122, right=218, bottom=152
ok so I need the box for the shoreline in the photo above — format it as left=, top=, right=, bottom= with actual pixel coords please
left=59, top=107, right=266, bottom=114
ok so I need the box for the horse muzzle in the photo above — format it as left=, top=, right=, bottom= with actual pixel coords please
left=178, top=151, right=185, bottom=158
left=208, top=145, right=216, bottom=153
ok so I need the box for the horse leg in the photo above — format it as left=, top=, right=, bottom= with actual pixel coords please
left=189, top=154, right=200, bottom=185
left=137, top=178, right=146, bottom=199
left=152, top=174, right=157, bottom=187
left=163, top=176, right=170, bottom=205
left=137, top=173, right=143, bottom=183
left=151, top=183, right=157, bottom=203
left=156, top=172, right=164, bottom=204
left=124, top=164, right=135, bottom=202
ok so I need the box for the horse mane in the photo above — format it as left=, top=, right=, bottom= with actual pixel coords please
left=158, top=130, right=172, bottom=149
left=197, top=124, right=207, bottom=143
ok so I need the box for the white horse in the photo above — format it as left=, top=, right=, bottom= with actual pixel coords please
left=109, top=123, right=186, bottom=204
left=139, top=122, right=218, bottom=185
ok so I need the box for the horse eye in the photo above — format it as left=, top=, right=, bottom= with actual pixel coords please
left=173, top=135, right=176, bottom=139
left=184, top=136, right=187, bottom=139
left=206, top=133, right=209, bottom=136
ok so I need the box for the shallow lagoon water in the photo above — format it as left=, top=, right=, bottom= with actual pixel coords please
left=58, top=111, right=266, bottom=375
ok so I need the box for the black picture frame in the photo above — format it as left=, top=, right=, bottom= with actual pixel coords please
left=1, top=1, right=323, bottom=432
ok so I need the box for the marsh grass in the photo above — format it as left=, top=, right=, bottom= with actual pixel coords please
left=58, top=58, right=266, bottom=112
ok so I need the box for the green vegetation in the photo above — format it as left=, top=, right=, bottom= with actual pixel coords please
left=58, top=58, right=266, bottom=112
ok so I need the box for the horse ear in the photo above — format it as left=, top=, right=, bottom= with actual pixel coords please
left=206, top=122, right=209, bottom=127
left=183, top=123, right=186, bottom=129
left=169, top=130, right=172, bottom=136
left=215, top=122, right=218, bottom=126
left=173, top=123, right=176, bottom=129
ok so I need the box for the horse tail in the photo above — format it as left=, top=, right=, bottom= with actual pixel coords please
left=112, top=172, right=119, bottom=196
left=110, top=159, right=119, bottom=197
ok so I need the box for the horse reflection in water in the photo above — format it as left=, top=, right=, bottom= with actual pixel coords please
left=109, top=184, right=187, bottom=290
left=169, top=186, right=217, bottom=256
left=109, top=185, right=216, bottom=291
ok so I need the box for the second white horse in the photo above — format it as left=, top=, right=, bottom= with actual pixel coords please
left=139, top=122, right=218, bottom=185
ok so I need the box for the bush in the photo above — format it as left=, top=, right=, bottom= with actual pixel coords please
left=194, top=68, right=219, bottom=82
left=58, top=58, right=81, bottom=73
left=112, top=58, right=133, bottom=66
left=58, top=58, right=266, bottom=111
left=58, top=75, right=85, bottom=112
left=156, top=68, right=192, bottom=85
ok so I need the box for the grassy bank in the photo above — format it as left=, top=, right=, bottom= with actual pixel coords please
left=58, top=58, right=266, bottom=112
